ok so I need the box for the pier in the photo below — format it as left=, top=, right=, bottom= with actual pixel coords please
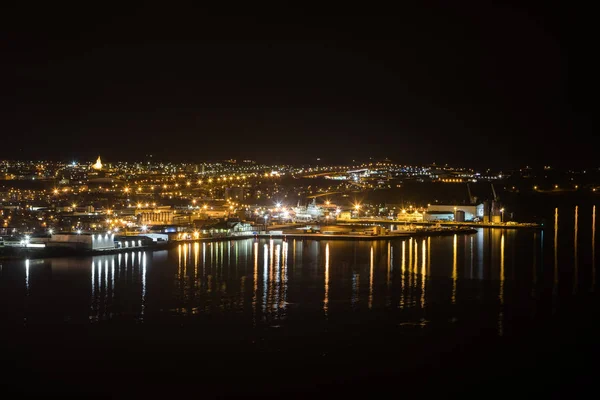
left=342, top=218, right=542, bottom=229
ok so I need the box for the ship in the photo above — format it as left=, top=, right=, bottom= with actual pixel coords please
left=292, top=199, right=324, bottom=223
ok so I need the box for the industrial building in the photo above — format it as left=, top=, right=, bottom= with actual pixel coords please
left=424, top=204, right=484, bottom=222
left=48, top=233, right=116, bottom=250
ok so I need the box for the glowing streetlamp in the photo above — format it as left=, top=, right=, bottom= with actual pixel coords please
left=500, top=208, right=505, bottom=223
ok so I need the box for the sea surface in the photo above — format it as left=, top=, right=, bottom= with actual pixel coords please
left=1, top=205, right=599, bottom=398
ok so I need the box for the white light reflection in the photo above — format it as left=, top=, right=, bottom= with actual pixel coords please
left=194, top=242, right=199, bottom=279
left=274, top=244, right=281, bottom=312
left=498, top=233, right=505, bottom=336
left=91, top=260, right=95, bottom=300
left=324, top=243, right=330, bottom=315
left=470, top=236, right=474, bottom=279
left=99, top=260, right=103, bottom=294
left=352, top=271, right=359, bottom=308
left=111, top=258, right=115, bottom=300
left=104, top=259, right=109, bottom=294
left=228, top=240, right=231, bottom=268
left=268, top=240, right=274, bottom=313
left=253, top=242, right=258, bottom=318
left=281, top=241, right=288, bottom=310
left=263, top=244, right=268, bottom=314
left=141, top=252, right=147, bottom=319
left=369, top=246, right=374, bottom=309
left=25, top=259, right=30, bottom=295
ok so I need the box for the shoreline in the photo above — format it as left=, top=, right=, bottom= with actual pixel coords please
left=1, top=227, right=478, bottom=261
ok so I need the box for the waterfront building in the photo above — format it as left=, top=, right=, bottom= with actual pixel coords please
left=136, top=207, right=175, bottom=225
left=425, top=204, right=484, bottom=221
left=49, top=232, right=115, bottom=250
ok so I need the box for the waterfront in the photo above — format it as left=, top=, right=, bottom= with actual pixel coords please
left=1, top=205, right=599, bottom=397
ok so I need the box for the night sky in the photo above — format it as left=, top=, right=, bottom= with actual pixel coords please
left=1, top=5, right=583, bottom=168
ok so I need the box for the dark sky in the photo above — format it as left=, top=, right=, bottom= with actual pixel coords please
left=0, top=4, right=584, bottom=168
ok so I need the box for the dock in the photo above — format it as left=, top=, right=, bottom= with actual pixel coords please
left=342, top=219, right=542, bottom=229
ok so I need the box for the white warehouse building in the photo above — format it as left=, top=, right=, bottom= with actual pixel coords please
left=424, top=204, right=484, bottom=222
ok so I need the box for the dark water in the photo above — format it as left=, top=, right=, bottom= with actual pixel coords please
left=1, top=206, right=599, bottom=398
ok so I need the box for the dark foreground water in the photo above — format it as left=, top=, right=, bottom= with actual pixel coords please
left=1, top=206, right=599, bottom=398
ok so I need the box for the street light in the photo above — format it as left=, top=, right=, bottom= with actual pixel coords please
left=500, top=208, right=505, bottom=223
